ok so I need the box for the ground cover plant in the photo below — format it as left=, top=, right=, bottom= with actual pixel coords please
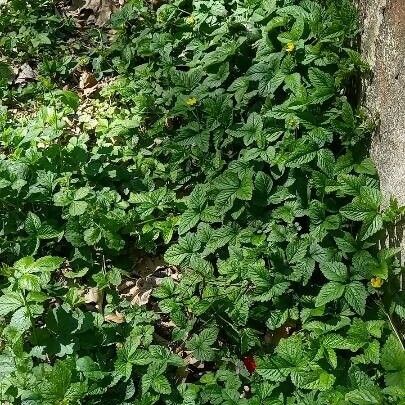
left=0, top=0, right=404, bottom=403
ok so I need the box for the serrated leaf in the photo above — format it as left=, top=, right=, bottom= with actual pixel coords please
left=0, top=292, right=24, bottom=316
left=254, top=171, right=273, bottom=207
left=308, top=68, right=335, bottom=103
left=84, top=227, right=102, bottom=245
left=151, top=374, right=171, bottom=394
left=345, top=388, right=381, bottom=404
left=344, top=282, right=367, bottom=315
left=18, top=273, right=42, bottom=291
left=177, top=209, right=200, bottom=235
left=360, top=214, right=383, bottom=241
left=25, top=212, right=41, bottom=234
left=276, top=336, right=307, bottom=366
left=256, top=355, right=291, bottom=382
left=164, top=234, right=201, bottom=266
left=315, top=281, right=345, bottom=307
left=215, top=171, right=253, bottom=205
left=37, top=224, right=62, bottom=240
left=291, top=368, right=335, bottom=391
left=319, top=262, right=348, bottom=282
left=381, top=335, right=405, bottom=387
left=186, top=327, right=218, bottom=361
left=69, top=200, right=88, bottom=216
left=34, top=256, right=64, bottom=272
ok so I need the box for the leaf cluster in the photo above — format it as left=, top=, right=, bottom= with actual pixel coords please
left=0, top=0, right=404, bottom=404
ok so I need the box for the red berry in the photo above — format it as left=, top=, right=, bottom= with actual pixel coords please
left=242, top=356, right=256, bottom=373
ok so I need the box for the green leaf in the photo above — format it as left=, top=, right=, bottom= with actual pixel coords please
left=319, top=262, right=348, bottom=282
left=18, top=273, right=42, bottom=291
left=254, top=171, right=273, bottom=207
left=83, top=227, right=102, bottom=245
left=276, top=336, right=307, bottom=366
left=291, top=368, right=335, bottom=391
left=315, top=282, right=345, bottom=308
left=74, top=187, right=91, bottom=201
left=340, top=201, right=370, bottom=221
left=344, top=282, right=367, bottom=315
left=230, top=113, right=263, bottom=146
left=151, top=374, right=171, bottom=394
left=286, top=238, right=308, bottom=264
left=34, top=256, right=64, bottom=272
left=308, top=68, right=335, bottom=103
left=37, top=359, right=78, bottom=402
left=69, top=200, right=88, bottom=216
left=215, top=171, right=253, bottom=206
left=359, top=186, right=382, bottom=209
left=360, top=214, right=383, bottom=240
left=0, top=61, right=13, bottom=84
left=381, top=335, right=405, bottom=387
left=186, top=327, right=218, bottom=361
left=164, top=234, right=201, bottom=266
left=0, top=292, right=24, bottom=316
left=266, top=309, right=289, bottom=330
left=37, top=224, right=62, bottom=240
left=9, top=306, right=31, bottom=332
left=345, top=388, right=381, bottom=404
left=53, top=190, right=74, bottom=207
left=256, top=355, right=291, bottom=382
left=177, top=209, right=200, bottom=235
left=25, top=212, right=41, bottom=234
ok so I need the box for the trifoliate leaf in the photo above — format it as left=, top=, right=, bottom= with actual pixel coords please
left=186, top=327, right=218, bottom=361
left=164, top=234, right=201, bottom=266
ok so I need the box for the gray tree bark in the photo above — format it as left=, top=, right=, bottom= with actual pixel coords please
left=358, top=0, right=405, bottom=204
left=358, top=0, right=405, bottom=259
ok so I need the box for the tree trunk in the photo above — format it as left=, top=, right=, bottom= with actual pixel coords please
left=358, top=0, right=405, bottom=204
left=358, top=0, right=405, bottom=265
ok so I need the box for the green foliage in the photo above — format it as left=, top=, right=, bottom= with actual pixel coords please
left=0, top=0, right=404, bottom=403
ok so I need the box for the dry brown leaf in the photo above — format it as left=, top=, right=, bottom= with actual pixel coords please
left=84, top=286, right=104, bottom=310
left=96, top=0, right=112, bottom=26
left=79, top=71, right=97, bottom=89
left=84, top=287, right=99, bottom=303
left=132, top=288, right=153, bottom=306
left=119, top=276, right=162, bottom=306
left=104, top=312, right=126, bottom=323
left=117, top=255, right=178, bottom=307
left=74, top=0, right=113, bottom=26
left=15, top=63, right=36, bottom=84
left=117, top=279, right=135, bottom=292
left=184, top=352, right=199, bottom=366
left=79, top=71, right=99, bottom=96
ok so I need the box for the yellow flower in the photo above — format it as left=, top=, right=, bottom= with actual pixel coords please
left=186, top=97, right=198, bottom=106
left=185, top=15, right=195, bottom=25
left=286, top=42, right=295, bottom=52
left=371, top=277, right=384, bottom=288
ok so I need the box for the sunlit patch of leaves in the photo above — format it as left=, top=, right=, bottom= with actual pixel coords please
left=0, top=0, right=404, bottom=404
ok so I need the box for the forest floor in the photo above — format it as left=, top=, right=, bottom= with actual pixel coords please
left=0, top=1, right=404, bottom=404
